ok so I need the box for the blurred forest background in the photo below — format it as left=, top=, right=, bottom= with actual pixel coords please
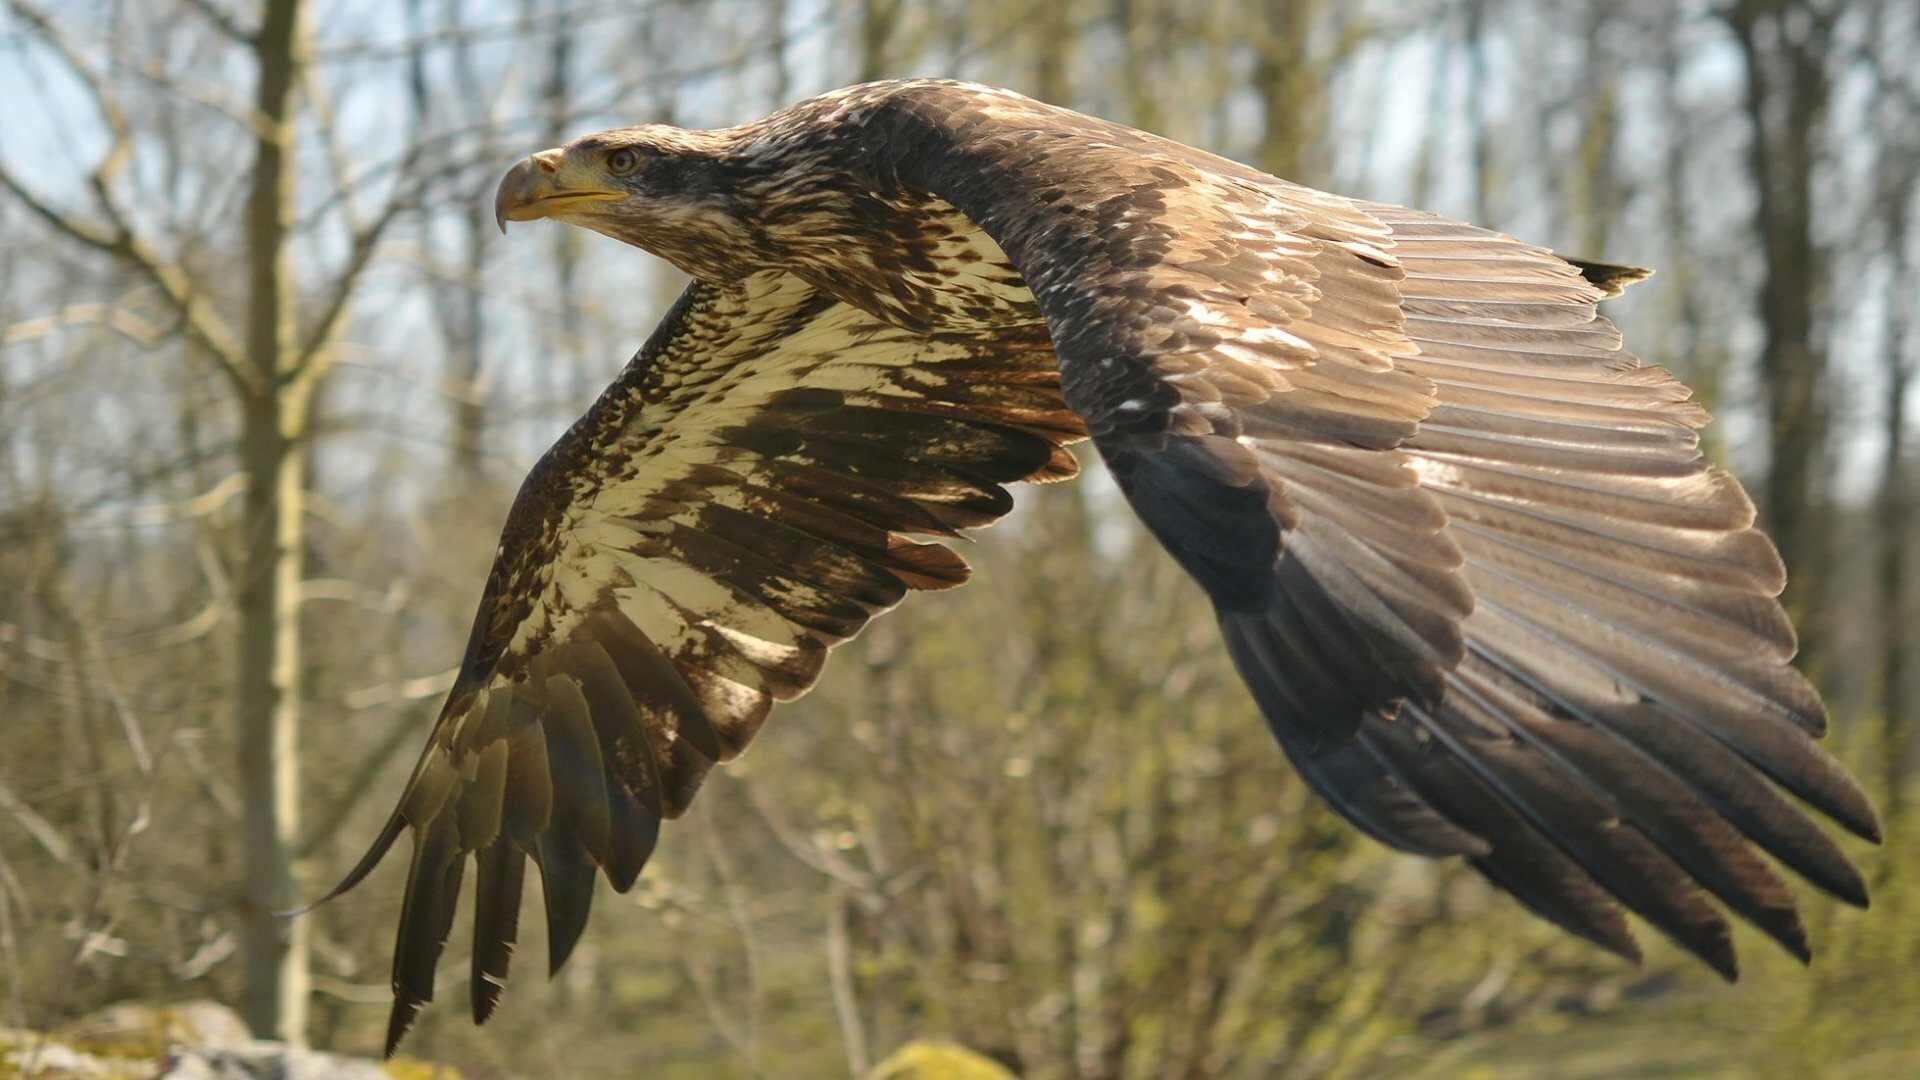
left=2, top=0, right=1917, bottom=1076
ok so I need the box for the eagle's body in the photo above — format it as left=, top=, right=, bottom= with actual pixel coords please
left=330, top=79, right=1878, bottom=1052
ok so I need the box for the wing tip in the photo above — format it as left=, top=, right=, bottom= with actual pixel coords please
left=384, top=995, right=426, bottom=1059
left=1563, top=257, right=1655, bottom=298
left=1696, top=926, right=1740, bottom=983
left=533, top=832, right=598, bottom=977
left=1585, top=916, right=1645, bottom=970
left=1848, top=880, right=1873, bottom=911
left=1851, top=800, right=1887, bottom=847
left=1780, top=924, right=1814, bottom=967
left=472, top=971, right=509, bottom=1026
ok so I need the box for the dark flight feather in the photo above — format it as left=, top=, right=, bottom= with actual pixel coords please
left=329, top=78, right=1878, bottom=1051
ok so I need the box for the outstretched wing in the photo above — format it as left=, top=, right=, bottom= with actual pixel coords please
left=1348, top=203, right=1878, bottom=969
left=328, top=269, right=1082, bottom=1052
left=880, top=81, right=1878, bottom=976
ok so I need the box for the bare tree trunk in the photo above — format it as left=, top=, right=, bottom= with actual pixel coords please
left=1725, top=0, right=1835, bottom=661
left=424, top=0, right=495, bottom=483
left=857, top=0, right=901, bottom=82
left=1572, top=6, right=1619, bottom=256
left=1112, top=0, right=1166, bottom=135
left=1462, top=0, right=1493, bottom=224
left=235, top=0, right=312, bottom=1042
left=1251, top=0, right=1323, bottom=182
left=1029, top=0, right=1073, bottom=104
left=1876, top=317, right=1911, bottom=820
left=1874, top=177, right=1914, bottom=820
left=540, top=2, right=592, bottom=403
left=1652, top=7, right=1722, bottom=419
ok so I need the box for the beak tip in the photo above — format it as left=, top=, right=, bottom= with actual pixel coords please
left=493, top=154, right=535, bottom=236
left=493, top=148, right=615, bottom=234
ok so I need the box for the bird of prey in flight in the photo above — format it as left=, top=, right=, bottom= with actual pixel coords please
left=326, top=79, right=1879, bottom=1053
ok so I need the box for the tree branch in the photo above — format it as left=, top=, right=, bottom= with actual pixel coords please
left=291, top=54, right=427, bottom=375
left=180, top=0, right=255, bottom=44
left=294, top=189, right=414, bottom=374
left=293, top=705, right=427, bottom=861
left=3, top=300, right=166, bottom=348
left=0, top=779, right=77, bottom=867
left=1, top=0, right=256, bottom=394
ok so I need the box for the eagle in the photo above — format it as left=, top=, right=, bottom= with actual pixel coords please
left=328, top=79, right=1879, bottom=1053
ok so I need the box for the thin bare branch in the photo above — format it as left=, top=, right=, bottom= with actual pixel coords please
left=75, top=636, right=152, bottom=777
left=311, top=0, right=639, bottom=61
left=0, top=602, right=221, bottom=666
left=111, top=235, right=254, bottom=394
left=701, top=808, right=766, bottom=1069
left=3, top=301, right=167, bottom=348
left=3, top=1, right=255, bottom=392
left=737, top=776, right=880, bottom=892
left=180, top=0, right=254, bottom=44
left=68, top=472, right=246, bottom=530
left=295, top=188, right=416, bottom=372
left=294, top=706, right=427, bottom=861
left=0, top=857, right=26, bottom=1031
left=339, top=667, right=456, bottom=712
left=0, top=779, right=77, bottom=867
left=0, top=168, right=121, bottom=251
left=6, top=1, right=128, bottom=160
left=301, top=54, right=361, bottom=233
left=176, top=728, right=242, bottom=821
left=825, top=881, right=870, bottom=1077
left=117, top=49, right=265, bottom=134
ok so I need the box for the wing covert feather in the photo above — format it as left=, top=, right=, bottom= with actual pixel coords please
left=332, top=271, right=1083, bottom=1051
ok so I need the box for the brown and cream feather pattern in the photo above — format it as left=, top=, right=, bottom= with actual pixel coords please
left=331, top=79, right=1878, bottom=1051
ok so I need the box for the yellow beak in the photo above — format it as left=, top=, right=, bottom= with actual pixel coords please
left=494, top=148, right=627, bottom=232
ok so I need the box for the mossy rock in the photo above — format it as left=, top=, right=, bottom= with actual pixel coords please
left=382, top=1057, right=468, bottom=1080
left=868, top=1040, right=1019, bottom=1080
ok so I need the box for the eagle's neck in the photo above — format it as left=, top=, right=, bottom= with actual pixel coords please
left=724, top=107, right=1040, bottom=333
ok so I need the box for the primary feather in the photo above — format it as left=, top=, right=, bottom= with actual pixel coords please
left=328, top=79, right=1878, bottom=1052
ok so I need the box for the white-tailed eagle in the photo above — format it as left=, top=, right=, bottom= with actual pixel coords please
left=328, top=79, right=1879, bottom=1053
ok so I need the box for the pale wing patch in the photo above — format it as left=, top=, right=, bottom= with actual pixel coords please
left=341, top=255, right=1084, bottom=1051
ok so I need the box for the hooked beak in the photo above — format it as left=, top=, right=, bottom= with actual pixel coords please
left=494, top=148, right=627, bottom=233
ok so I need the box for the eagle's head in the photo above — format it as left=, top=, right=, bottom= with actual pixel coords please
left=495, top=98, right=1002, bottom=330
left=494, top=125, right=769, bottom=281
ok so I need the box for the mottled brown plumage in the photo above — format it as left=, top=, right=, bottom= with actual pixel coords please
left=330, top=79, right=1879, bottom=1053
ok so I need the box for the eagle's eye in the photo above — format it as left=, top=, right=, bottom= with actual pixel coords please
left=606, top=147, right=642, bottom=176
